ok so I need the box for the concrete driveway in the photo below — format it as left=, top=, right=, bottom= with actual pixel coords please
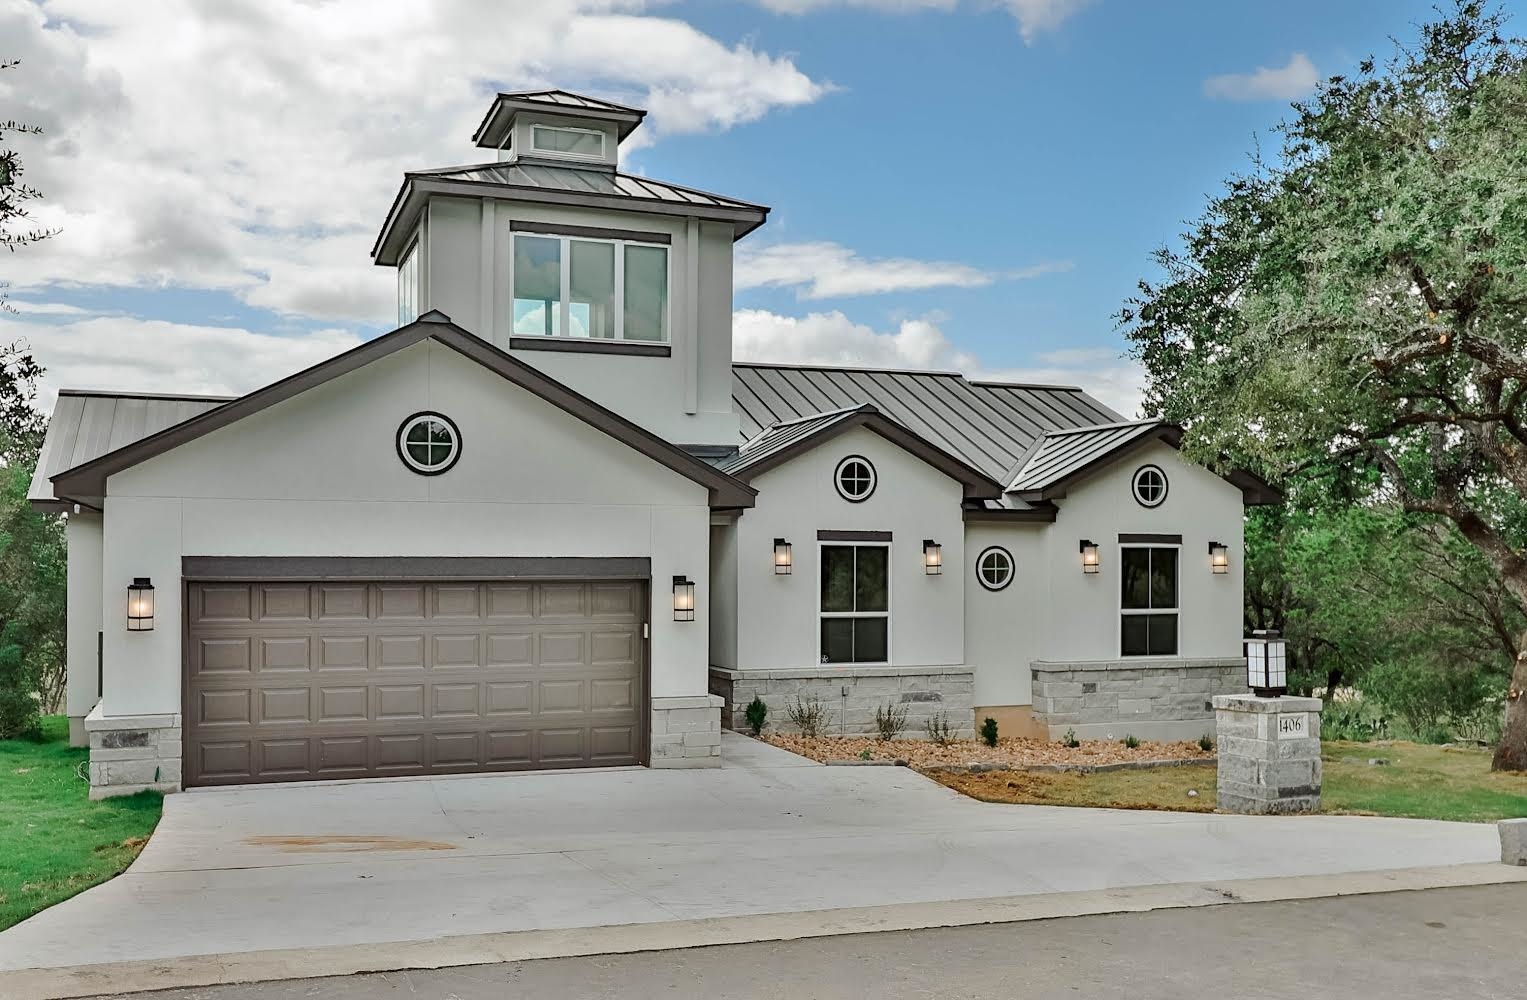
left=0, top=733, right=1504, bottom=975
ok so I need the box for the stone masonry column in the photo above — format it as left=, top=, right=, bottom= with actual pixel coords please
left=1212, top=694, right=1323, bottom=814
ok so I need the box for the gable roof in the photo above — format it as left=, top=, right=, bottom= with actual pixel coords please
left=718, top=403, right=1005, bottom=500
left=472, top=90, right=648, bottom=148
left=1008, top=420, right=1179, bottom=495
left=43, top=313, right=756, bottom=511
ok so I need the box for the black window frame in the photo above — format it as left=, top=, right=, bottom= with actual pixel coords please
left=1119, top=544, right=1179, bottom=657
left=818, top=542, right=890, bottom=664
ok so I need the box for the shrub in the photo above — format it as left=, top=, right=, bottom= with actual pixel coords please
left=925, top=711, right=955, bottom=745
left=1061, top=728, right=1080, bottom=749
left=875, top=701, right=909, bottom=741
left=1121, top=734, right=1141, bottom=749
left=1198, top=733, right=1215, bottom=753
left=979, top=716, right=999, bottom=748
left=786, top=696, right=830, bottom=738
left=1364, top=657, right=1495, bottom=741
left=743, top=696, right=768, bottom=736
left=0, top=630, right=40, bottom=741
left=1322, top=702, right=1391, bottom=742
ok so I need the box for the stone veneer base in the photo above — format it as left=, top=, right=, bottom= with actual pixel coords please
left=1030, top=658, right=1245, bottom=742
left=710, top=665, right=974, bottom=738
left=1212, top=694, right=1323, bottom=815
left=85, top=704, right=183, bottom=799
left=649, top=695, right=723, bottom=768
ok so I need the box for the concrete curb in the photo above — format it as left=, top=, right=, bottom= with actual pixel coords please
left=5, top=862, right=1525, bottom=1000
left=921, top=758, right=1216, bottom=776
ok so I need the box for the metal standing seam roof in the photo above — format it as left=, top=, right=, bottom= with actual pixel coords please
left=1007, top=421, right=1169, bottom=494
left=718, top=407, right=867, bottom=476
left=414, top=161, right=766, bottom=211
left=471, top=90, right=648, bottom=145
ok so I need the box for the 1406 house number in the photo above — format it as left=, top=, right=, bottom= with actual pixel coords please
left=1277, top=714, right=1309, bottom=739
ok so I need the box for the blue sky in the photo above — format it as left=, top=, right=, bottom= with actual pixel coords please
left=0, top=0, right=1499, bottom=415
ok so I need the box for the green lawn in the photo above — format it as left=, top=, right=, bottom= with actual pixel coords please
left=0, top=716, right=163, bottom=931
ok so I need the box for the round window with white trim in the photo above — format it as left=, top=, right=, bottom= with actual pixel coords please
left=396, top=412, right=461, bottom=476
left=1131, top=464, right=1168, bottom=508
left=976, top=546, right=1015, bottom=592
left=834, top=455, right=877, bottom=502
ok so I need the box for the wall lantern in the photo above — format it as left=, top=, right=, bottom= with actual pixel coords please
left=1209, top=541, right=1230, bottom=574
left=774, top=538, right=793, bottom=575
left=1079, top=540, right=1100, bottom=574
left=672, top=576, right=696, bottom=622
left=1245, top=628, right=1287, bottom=697
left=922, top=539, right=943, bottom=575
left=126, top=577, right=156, bottom=631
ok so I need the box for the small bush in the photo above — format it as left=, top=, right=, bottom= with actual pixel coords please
left=1061, top=728, right=1080, bottom=749
left=859, top=748, right=872, bottom=760
left=1365, top=657, right=1495, bottom=741
left=744, top=696, right=768, bottom=736
left=786, top=696, right=830, bottom=738
left=1323, top=703, right=1391, bottom=742
left=979, top=716, right=999, bottom=748
left=1198, top=732, right=1215, bottom=753
left=925, top=712, right=955, bottom=745
left=1121, top=734, right=1141, bottom=749
left=875, top=701, right=909, bottom=741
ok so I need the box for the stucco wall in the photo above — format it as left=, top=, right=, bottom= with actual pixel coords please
left=708, top=521, right=738, bottom=670
left=99, top=339, right=713, bottom=719
left=65, top=512, right=104, bottom=743
left=735, top=426, right=966, bottom=671
left=962, top=522, right=1047, bottom=709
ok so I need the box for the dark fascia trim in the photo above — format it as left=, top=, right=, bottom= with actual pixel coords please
left=817, top=530, right=892, bottom=542
left=509, top=336, right=670, bottom=358
left=510, top=220, right=671, bottom=245
left=730, top=406, right=1004, bottom=501
left=961, top=504, right=1057, bottom=524
left=53, top=313, right=756, bottom=511
left=183, top=556, right=651, bottom=582
left=1118, top=533, right=1183, bottom=545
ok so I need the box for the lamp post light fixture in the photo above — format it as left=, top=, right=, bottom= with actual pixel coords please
left=1079, top=540, right=1100, bottom=574
left=126, top=577, right=156, bottom=631
left=1245, top=628, right=1287, bottom=697
left=922, top=539, right=943, bottom=575
left=672, top=575, right=696, bottom=622
left=1209, top=541, right=1229, bottom=574
left=773, top=538, right=793, bottom=575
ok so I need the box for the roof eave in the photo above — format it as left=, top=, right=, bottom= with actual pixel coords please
left=961, top=502, right=1058, bottom=524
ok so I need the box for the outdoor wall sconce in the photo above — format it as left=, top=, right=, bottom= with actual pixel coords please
left=1209, top=541, right=1229, bottom=574
left=774, top=538, right=793, bottom=575
left=126, top=577, right=155, bottom=631
left=923, top=539, right=943, bottom=575
left=672, top=576, right=696, bottom=622
left=1079, top=540, right=1100, bottom=574
left=1245, top=629, right=1287, bottom=697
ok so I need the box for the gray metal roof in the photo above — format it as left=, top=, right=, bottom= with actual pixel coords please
left=28, top=390, right=232, bottom=509
left=416, top=161, right=764, bottom=211
left=472, top=90, right=647, bottom=147
left=731, top=362, right=1123, bottom=485
left=1008, top=421, right=1169, bottom=495
left=719, top=407, right=866, bottom=476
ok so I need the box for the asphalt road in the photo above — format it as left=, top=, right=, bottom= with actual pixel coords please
left=99, top=884, right=1527, bottom=1000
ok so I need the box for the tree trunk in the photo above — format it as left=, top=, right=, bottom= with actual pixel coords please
left=1492, top=631, right=1527, bottom=772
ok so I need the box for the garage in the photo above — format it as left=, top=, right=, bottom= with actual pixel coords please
left=184, top=578, right=648, bottom=786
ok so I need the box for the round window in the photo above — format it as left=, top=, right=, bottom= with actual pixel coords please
left=834, top=455, right=877, bottom=502
left=396, top=412, right=461, bottom=476
left=976, top=546, right=1015, bottom=592
left=1131, top=464, right=1168, bottom=508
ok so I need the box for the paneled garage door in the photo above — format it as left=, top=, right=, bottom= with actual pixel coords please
left=184, top=580, right=647, bottom=786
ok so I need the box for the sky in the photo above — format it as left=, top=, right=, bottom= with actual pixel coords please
left=0, top=0, right=1500, bottom=418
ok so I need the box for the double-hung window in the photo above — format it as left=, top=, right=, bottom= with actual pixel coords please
left=1120, top=545, right=1178, bottom=656
left=512, top=233, right=669, bottom=343
left=397, top=242, right=420, bottom=328
left=820, top=544, right=889, bottom=664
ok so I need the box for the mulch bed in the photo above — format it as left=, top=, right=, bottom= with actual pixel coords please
left=761, top=733, right=1214, bottom=771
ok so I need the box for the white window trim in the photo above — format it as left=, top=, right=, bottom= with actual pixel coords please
left=833, top=455, right=877, bottom=502
left=1131, top=465, right=1168, bottom=508
left=816, top=540, right=892, bottom=667
left=509, top=231, right=671, bottom=343
left=1117, top=542, right=1181, bottom=659
left=530, top=123, right=607, bottom=161
left=397, top=239, right=420, bottom=328
left=975, top=545, right=1015, bottom=592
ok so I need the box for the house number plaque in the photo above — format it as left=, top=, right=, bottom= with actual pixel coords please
left=1276, top=713, right=1308, bottom=739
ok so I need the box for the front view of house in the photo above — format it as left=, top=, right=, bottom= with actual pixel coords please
left=30, top=91, right=1275, bottom=797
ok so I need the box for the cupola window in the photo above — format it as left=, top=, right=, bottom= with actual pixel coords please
left=531, top=124, right=605, bottom=159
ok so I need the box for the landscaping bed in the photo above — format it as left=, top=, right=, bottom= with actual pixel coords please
left=762, top=733, right=1214, bottom=770
left=0, top=716, right=163, bottom=931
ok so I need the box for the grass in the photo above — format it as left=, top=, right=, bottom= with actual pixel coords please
left=926, top=741, right=1527, bottom=823
left=0, top=716, right=163, bottom=931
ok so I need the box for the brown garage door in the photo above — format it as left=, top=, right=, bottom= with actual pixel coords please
left=184, top=580, right=647, bottom=786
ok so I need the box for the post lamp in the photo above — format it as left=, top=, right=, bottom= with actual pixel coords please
left=1079, top=540, right=1100, bottom=574
left=1209, top=541, right=1229, bottom=574
left=773, top=538, right=793, bottom=575
left=922, top=539, right=943, bottom=575
left=672, top=576, right=696, bottom=622
left=1245, top=629, right=1287, bottom=697
left=126, top=577, right=156, bottom=631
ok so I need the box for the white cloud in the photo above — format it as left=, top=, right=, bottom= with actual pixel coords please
left=1203, top=53, right=1318, bottom=102
left=733, top=308, right=1142, bottom=416
left=752, top=0, right=1089, bottom=42
left=997, top=0, right=1094, bottom=45
left=736, top=241, right=1070, bottom=299
left=1, top=1, right=829, bottom=325
left=754, top=1, right=958, bottom=13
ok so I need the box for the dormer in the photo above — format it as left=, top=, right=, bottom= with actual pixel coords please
left=470, top=90, right=645, bottom=171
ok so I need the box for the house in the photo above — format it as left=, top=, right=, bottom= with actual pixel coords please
left=29, top=91, right=1275, bottom=797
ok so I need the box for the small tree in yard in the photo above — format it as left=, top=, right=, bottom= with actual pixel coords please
left=744, top=696, right=768, bottom=736
left=1120, top=3, right=1527, bottom=770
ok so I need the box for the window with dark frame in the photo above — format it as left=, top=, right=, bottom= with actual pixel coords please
left=1120, top=546, right=1178, bottom=656
left=834, top=455, right=876, bottom=502
left=820, top=544, right=889, bottom=663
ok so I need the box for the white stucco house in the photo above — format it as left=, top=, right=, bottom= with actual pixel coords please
left=30, top=91, right=1277, bottom=797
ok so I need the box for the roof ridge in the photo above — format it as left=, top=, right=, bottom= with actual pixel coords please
left=733, top=360, right=966, bottom=378
left=968, top=379, right=1085, bottom=392
left=1043, top=418, right=1160, bottom=438
left=767, top=404, right=874, bottom=430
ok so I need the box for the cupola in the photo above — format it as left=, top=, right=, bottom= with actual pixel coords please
left=470, top=90, right=646, bottom=171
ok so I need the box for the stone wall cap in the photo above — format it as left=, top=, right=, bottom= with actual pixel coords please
left=84, top=709, right=181, bottom=731
left=1212, top=694, right=1323, bottom=713
left=652, top=694, right=724, bottom=710
left=709, top=664, right=973, bottom=681
left=1033, top=658, right=1244, bottom=673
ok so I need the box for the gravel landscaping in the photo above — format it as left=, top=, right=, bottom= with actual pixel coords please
left=761, top=733, right=1214, bottom=770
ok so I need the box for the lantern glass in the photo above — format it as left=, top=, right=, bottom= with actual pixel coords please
left=773, top=538, right=792, bottom=575
left=672, top=575, right=695, bottom=622
left=1080, top=540, right=1100, bottom=574
left=1209, top=541, right=1229, bottom=574
left=127, top=577, right=155, bottom=632
left=923, top=539, right=942, bottom=575
left=1245, top=629, right=1286, bottom=696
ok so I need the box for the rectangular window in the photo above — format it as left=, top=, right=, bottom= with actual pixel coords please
left=511, top=233, right=669, bottom=342
left=1120, top=546, right=1179, bottom=656
left=531, top=124, right=605, bottom=159
left=820, top=544, right=890, bottom=664
left=397, top=242, right=419, bottom=328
